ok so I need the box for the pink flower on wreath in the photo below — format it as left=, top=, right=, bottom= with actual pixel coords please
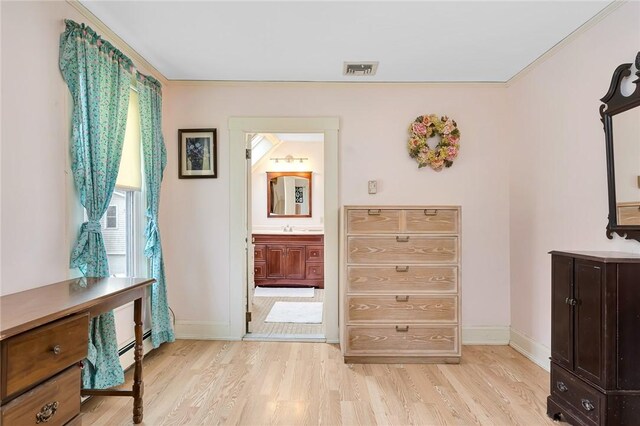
left=408, top=137, right=422, bottom=150
left=442, top=120, right=455, bottom=135
left=431, top=158, right=445, bottom=170
left=412, top=122, right=428, bottom=136
left=421, top=115, right=432, bottom=126
left=448, top=134, right=460, bottom=144
left=446, top=146, right=458, bottom=161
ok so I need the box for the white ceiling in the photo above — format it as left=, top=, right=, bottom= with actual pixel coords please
left=81, top=1, right=611, bottom=82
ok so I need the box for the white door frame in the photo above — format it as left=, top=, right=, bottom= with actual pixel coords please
left=228, top=117, right=340, bottom=343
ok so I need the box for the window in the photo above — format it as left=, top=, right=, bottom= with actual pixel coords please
left=99, top=87, right=145, bottom=278
left=105, top=205, right=118, bottom=229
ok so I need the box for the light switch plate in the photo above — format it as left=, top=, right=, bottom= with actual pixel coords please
left=368, top=180, right=377, bottom=194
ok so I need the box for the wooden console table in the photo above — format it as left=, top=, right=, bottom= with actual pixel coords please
left=0, top=277, right=155, bottom=425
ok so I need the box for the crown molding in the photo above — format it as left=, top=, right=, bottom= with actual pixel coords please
left=506, top=0, right=627, bottom=87
left=65, top=0, right=169, bottom=86
left=168, top=80, right=508, bottom=89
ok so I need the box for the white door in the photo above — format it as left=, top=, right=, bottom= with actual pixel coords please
left=245, top=133, right=255, bottom=334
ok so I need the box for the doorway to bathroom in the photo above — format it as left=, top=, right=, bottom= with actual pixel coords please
left=246, top=133, right=325, bottom=340
left=228, top=117, right=340, bottom=343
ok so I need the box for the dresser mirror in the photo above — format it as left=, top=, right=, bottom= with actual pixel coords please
left=267, top=171, right=312, bottom=217
left=601, top=52, right=640, bottom=241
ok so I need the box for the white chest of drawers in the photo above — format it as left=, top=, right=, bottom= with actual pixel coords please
left=340, top=206, right=461, bottom=364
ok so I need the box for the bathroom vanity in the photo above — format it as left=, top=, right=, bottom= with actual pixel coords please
left=252, top=233, right=324, bottom=289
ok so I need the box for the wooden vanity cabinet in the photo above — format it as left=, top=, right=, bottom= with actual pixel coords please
left=547, top=251, right=640, bottom=425
left=253, top=234, right=324, bottom=288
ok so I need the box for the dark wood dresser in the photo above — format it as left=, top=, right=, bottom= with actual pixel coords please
left=547, top=251, right=640, bottom=425
left=253, top=234, right=324, bottom=288
left=0, top=277, right=155, bottom=425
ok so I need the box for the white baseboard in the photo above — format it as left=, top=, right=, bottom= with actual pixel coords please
left=509, top=328, right=550, bottom=371
left=119, top=336, right=154, bottom=370
left=174, top=320, right=240, bottom=340
left=462, top=326, right=510, bottom=345
left=175, top=322, right=512, bottom=346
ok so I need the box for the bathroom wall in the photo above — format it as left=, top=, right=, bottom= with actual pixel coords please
left=252, top=140, right=324, bottom=231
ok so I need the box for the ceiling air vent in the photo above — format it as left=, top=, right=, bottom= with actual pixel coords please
left=343, top=62, right=378, bottom=76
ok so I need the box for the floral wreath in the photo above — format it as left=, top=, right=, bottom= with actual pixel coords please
left=408, top=114, right=460, bottom=171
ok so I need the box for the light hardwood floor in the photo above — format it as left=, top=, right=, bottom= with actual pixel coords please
left=80, top=341, right=555, bottom=425
left=249, top=288, right=324, bottom=336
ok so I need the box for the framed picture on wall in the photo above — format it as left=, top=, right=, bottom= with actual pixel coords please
left=178, top=128, right=217, bottom=179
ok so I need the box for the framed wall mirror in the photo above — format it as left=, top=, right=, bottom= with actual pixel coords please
left=601, top=52, right=640, bottom=242
left=267, top=171, right=312, bottom=218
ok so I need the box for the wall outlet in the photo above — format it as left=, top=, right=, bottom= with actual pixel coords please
left=368, top=180, right=377, bottom=194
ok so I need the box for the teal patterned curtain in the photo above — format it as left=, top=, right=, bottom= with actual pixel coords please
left=137, top=73, right=175, bottom=347
left=60, top=20, right=132, bottom=389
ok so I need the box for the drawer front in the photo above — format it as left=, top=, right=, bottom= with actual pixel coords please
left=347, top=266, right=457, bottom=293
left=5, top=314, right=88, bottom=398
left=347, top=236, right=458, bottom=264
left=551, top=364, right=604, bottom=425
left=347, top=209, right=401, bottom=234
left=1, top=366, right=81, bottom=426
left=346, top=325, right=458, bottom=355
left=405, top=209, right=459, bottom=234
left=306, top=263, right=324, bottom=279
left=253, top=245, right=266, bottom=262
left=347, top=295, right=457, bottom=323
left=254, top=262, right=266, bottom=279
left=306, top=246, right=324, bottom=262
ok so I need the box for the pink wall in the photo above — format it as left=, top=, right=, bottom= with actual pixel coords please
left=507, top=1, right=640, bottom=348
left=163, top=83, right=512, bottom=329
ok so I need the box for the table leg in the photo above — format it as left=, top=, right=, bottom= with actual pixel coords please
left=133, top=297, right=144, bottom=424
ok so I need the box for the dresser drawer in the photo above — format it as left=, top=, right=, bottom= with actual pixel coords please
left=405, top=209, right=459, bottom=233
left=347, top=265, right=457, bottom=293
left=347, top=295, right=457, bottom=323
left=347, top=209, right=402, bottom=234
left=551, top=364, right=604, bottom=425
left=306, top=246, right=324, bottom=262
left=1, top=366, right=81, bottom=426
left=347, top=236, right=458, bottom=264
left=346, top=325, right=458, bottom=355
left=3, top=313, right=88, bottom=398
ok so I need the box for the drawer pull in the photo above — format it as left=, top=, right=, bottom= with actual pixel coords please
left=35, top=401, right=59, bottom=423
left=396, top=236, right=410, bottom=242
left=424, top=209, right=438, bottom=216
left=556, top=381, right=568, bottom=392
left=395, top=325, right=409, bottom=332
left=396, top=295, right=409, bottom=302
left=368, top=209, right=381, bottom=216
left=52, top=345, right=61, bottom=355
left=395, top=266, right=409, bottom=272
left=581, top=399, right=595, bottom=412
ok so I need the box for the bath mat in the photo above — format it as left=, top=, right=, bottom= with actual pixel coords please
left=265, top=302, right=323, bottom=323
left=254, top=287, right=314, bottom=298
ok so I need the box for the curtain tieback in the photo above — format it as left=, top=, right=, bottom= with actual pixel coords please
left=85, top=220, right=102, bottom=233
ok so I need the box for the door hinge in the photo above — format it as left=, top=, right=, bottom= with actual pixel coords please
left=246, top=311, right=252, bottom=322
left=245, top=149, right=252, bottom=159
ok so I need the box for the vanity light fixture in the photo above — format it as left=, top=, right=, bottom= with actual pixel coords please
left=270, top=154, right=308, bottom=164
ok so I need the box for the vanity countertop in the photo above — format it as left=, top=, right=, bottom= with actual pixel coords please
left=252, top=230, right=324, bottom=235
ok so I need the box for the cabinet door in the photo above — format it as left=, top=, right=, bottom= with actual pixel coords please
left=266, top=245, right=286, bottom=278
left=574, top=260, right=604, bottom=386
left=551, top=255, right=574, bottom=370
left=285, top=246, right=306, bottom=280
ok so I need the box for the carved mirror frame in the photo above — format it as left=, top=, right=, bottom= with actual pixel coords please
left=266, top=171, right=313, bottom=218
left=601, top=52, right=640, bottom=242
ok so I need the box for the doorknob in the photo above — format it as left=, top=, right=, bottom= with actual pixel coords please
left=565, top=297, right=577, bottom=306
